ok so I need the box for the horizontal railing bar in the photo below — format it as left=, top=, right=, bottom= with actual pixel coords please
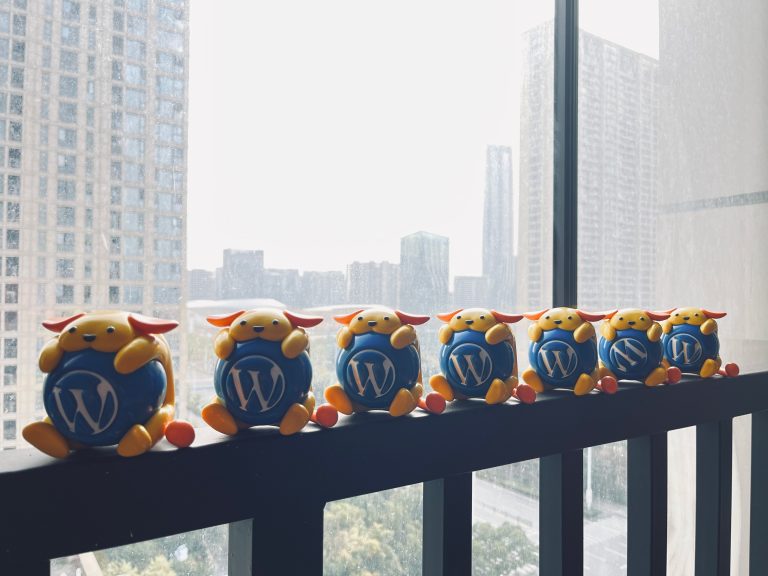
left=1, top=371, right=766, bottom=564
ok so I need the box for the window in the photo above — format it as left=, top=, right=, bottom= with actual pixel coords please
left=156, top=52, right=184, bottom=75
left=11, top=14, right=25, bottom=35
left=125, top=88, right=146, bottom=109
left=61, top=24, right=80, bottom=46
left=126, top=39, right=146, bottom=61
left=56, top=206, right=76, bottom=227
left=125, top=113, right=145, bottom=133
left=59, top=102, right=77, bottom=122
left=57, top=180, right=76, bottom=200
left=123, top=285, right=143, bottom=305
left=127, top=15, right=146, bottom=35
left=124, top=261, right=143, bottom=281
left=8, top=148, right=20, bottom=168
left=3, top=392, right=18, bottom=414
left=9, top=94, right=22, bottom=115
left=56, top=258, right=75, bottom=278
left=124, top=187, right=144, bottom=206
left=3, top=338, right=17, bottom=359
left=58, top=128, right=77, bottom=148
left=56, top=284, right=74, bottom=304
left=3, top=311, right=17, bottom=331
left=3, top=366, right=16, bottom=386
left=56, top=232, right=75, bottom=253
left=5, top=229, right=19, bottom=249
left=57, top=154, right=76, bottom=174
left=62, top=1, right=80, bottom=22
left=59, top=76, right=78, bottom=98
left=60, top=50, right=79, bottom=72
left=3, top=420, right=15, bottom=440
left=124, top=236, right=143, bottom=256
left=11, top=41, right=24, bottom=63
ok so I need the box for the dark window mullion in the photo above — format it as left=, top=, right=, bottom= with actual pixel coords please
left=423, top=473, right=473, bottom=576
left=750, top=410, right=768, bottom=575
left=541, top=1, right=582, bottom=576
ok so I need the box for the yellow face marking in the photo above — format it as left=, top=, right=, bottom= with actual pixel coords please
left=446, top=308, right=498, bottom=333
left=347, top=309, right=403, bottom=336
left=668, top=307, right=707, bottom=327
left=57, top=312, right=136, bottom=353
left=535, top=307, right=584, bottom=332
left=609, top=309, right=653, bottom=331
left=227, top=309, right=294, bottom=342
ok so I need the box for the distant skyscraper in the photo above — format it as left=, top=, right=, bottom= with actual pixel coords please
left=483, top=145, right=515, bottom=308
left=220, top=249, right=263, bottom=299
left=347, top=260, right=399, bottom=307
left=399, top=231, right=449, bottom=313
left=188, top=269, right=215, bottom=300
left=300, top=270, right=346, bottom=307
left=517, top=23, right=658, bottom=310
left=453, top=275, right=488, bottom=308
left=0, top=0, right=189, bottom=449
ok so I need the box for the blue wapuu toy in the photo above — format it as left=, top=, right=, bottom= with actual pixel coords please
left=326, top=308, right=443, bottom=417
left=203, top=309, right=337, bottom=436
left=522, top=308, right=609, bottom=395
left=23, top=311, right=179, bottom=458
left=598, top=309, right=673, bottom=387
left=429, top=308, right=536, bottom=405
left=661, top=307, right=739, bottom=378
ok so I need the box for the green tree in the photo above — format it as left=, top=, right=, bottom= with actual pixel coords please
left=472, top=522, right=538, bottom=576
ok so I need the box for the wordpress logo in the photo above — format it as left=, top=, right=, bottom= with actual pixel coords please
left=538, top=341, right=578, bottom=379
left=609, top=338, right=648, bottom=373
left=347, top=350, right=396, bottom=398
left=228, top=355, right=286, bottom=413
left=52, top=370, right=119, bottom=436
left=448, top=343, right=493, bottom=388
left=669, top=334, right=702, bottom=366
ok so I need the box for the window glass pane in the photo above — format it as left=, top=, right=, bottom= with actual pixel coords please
left=50, top=525, right=228, bottom=575
left=473, top=463, right=539, bottom=575
left=578, top=1, right=768, bottom=573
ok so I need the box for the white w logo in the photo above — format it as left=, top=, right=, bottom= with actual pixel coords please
left=348, top=351, right=396, bottom=398
left=229, top=356, right=285, bottom=413
left=611, top=338, right=648, bottom=371
left=539, top=343, right=578, bottom=378
left=670, top=335, right=702, bottom=365
left=52, top=370, right=119, bottom=435
left=449, top=344, right=492, bottom=387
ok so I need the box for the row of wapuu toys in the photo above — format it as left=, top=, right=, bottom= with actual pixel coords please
left=22, top=306, right=739, bottom=459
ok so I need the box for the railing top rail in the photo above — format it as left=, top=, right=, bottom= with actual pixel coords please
left=1, top=371, right=766, bottom=563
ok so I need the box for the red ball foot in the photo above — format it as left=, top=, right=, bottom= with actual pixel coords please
left=165, top=420, right=195, bottom=448
left=666, top=367, right=682, bottom=384
left=724, top=363, right=740, bottom=377
left=312, top=404, right=339, bottom=428
left=598, top=376, right=618, bottom=394
left=420, top=392, right=446, bottom=414
left=515, top=384, right=537, bottom=404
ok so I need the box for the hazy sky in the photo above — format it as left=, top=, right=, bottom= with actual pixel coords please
left=187, top=1, right=658, bottom=276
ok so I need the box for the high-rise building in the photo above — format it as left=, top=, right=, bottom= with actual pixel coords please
left=347, top=260, right=399, bottom=307
left=0, top=0, right=189, bottom=449
left=482, top=145, right=515, bottom=309
left=517, top=23, right=658, bottom=310
left=453, top=275, right=487, bottom=308
left=219, top=248, right=264, bottom=299
left=188, top=268, right=215, bottom=300
left=300, top=270, right=346, bottom=307
left=399, top=231, right=449, bottom=313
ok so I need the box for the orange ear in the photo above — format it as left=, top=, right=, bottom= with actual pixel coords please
left=437, top=309, right=462, bottom=322
left=283, top=310, right=323, bottom=328
left=603, top=310, right=619, bottom=319
left=334, top=309, right=364, bottom=325
left=42, top=313, right=86, bottom=333
left=206, top=311, right=245, bottom=327
left=128, top=314, right=179, bottom=334
left=395, top=310, right=431, bottom=325
left=660, top=308, right=677, bottom=315
left=523, top=309, right=549, bottom=321
left=576, top=310, right=607, bottom=322
left=702, top=309, right=727, bottom=319
left=647, top=311, right=670, bottom=321
left=490, top=310, right=524, bottom=324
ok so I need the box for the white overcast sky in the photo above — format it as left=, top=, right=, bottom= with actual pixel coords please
left=187, top=0, right=658, bottom=276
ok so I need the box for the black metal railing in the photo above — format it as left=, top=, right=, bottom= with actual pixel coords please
left=1, top=371, right=767, bottom=575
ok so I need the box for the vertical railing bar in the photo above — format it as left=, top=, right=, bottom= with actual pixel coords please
left=540, top=450, right=584, bottom=576
left=229, top=501, right=324, bottom=576
left=628, top=432, right=668, bottom=576
left=695, top=419, right=732, bottom=576
left=749, top=410, right=768, bottom=575
left=423, top=473, right=473, bottom=576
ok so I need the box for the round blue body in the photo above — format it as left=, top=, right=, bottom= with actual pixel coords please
left=336, top=332, right=420, bottom=410
left=661, top=323, right=719, bottom=373
left=529, top=328, right=597, bottom=389
left=43, top=350, right=166, bottom=446
left=214, top=339, right=312, bottom=426
left=439, top=329, right=515, bottom=397
left=599, top=329, right=663, bottom=381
